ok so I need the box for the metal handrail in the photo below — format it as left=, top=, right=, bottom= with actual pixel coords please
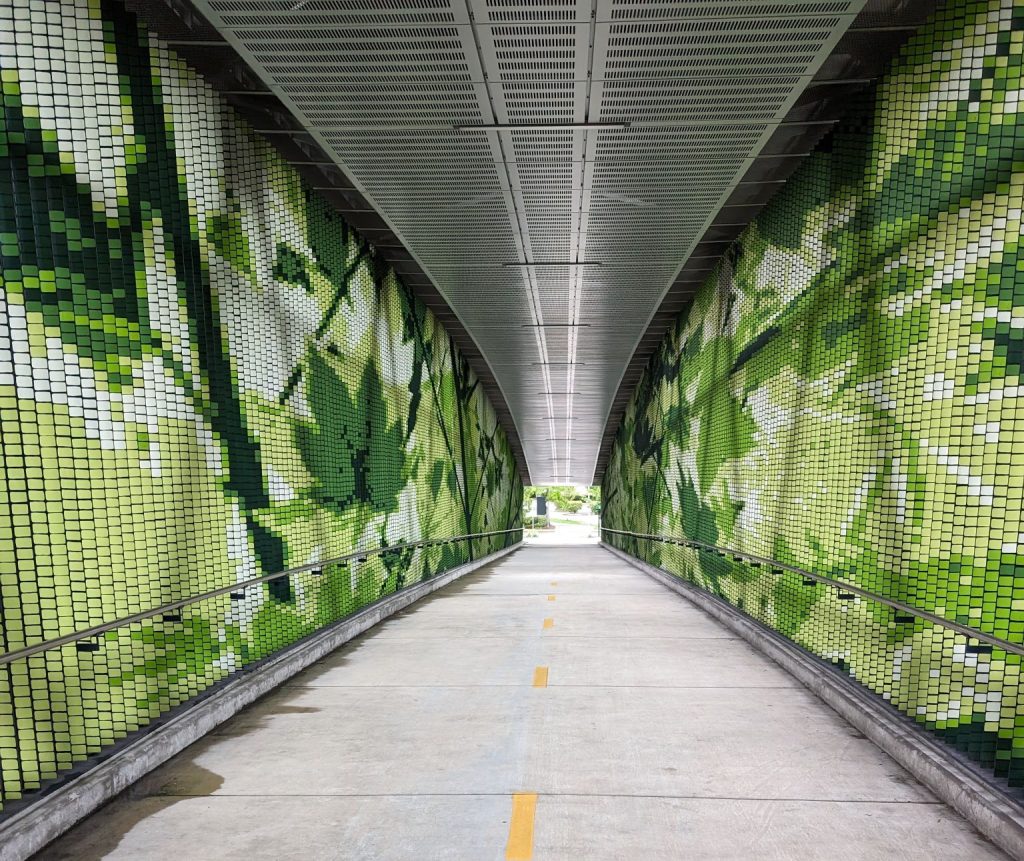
left=0, top=527, right=523, bottom=666
left=600, top=525, right=1024, bottom=658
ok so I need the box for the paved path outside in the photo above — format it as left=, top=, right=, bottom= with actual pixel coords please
left=525, top=513, right=598, bottom=545
left=38, top=546, right=1005, bottom=860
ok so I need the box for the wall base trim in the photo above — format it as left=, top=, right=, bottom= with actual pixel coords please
left=601, top=541, right=1024, bottom=861
left=0, top=543, right=521, bottom=861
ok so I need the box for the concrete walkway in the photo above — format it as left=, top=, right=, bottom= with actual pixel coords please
left=38, top=546, right=1004, bottom=860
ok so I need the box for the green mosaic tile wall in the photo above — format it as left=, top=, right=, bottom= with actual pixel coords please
left=603, top=0, right=1024, bottom=787
left=0, top=0, right=522, bottom=807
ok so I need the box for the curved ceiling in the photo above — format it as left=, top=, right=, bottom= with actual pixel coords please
left=185, top=0, right=874, bottom=484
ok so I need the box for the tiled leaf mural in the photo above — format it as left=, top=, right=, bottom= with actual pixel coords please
left=0, top=0, right=522, bottom=806
left=603, top=0, right=1024, bottom=788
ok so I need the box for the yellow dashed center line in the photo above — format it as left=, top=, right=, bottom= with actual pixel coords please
left=547, top=594, right=556, bottom=602
left=542, top=618, right=554, bottom=630
left=505, top=792, right=538, bottom=860
left=533, top=666, right=549, bottom=688
left=550, top=581, right=558, bottom=586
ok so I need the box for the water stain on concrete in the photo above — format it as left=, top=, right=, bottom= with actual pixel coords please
left=33, top=764, right=224, bottom=861
left=210, top=703, right=322, bottom=739
left=150, top=760, right=228, bottom=798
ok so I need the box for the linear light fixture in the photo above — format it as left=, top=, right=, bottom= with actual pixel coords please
left=504, top=261, right=603, bottom=267
left=522, top=323, right=590, bottom=328
left=454, top=122, right=630, bottom=132
left=523, top=438, right=578, bottom=441
left=532, top=362, right=586, bottom=366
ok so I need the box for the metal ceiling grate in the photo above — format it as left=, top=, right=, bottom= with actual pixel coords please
left=194, top=0, right=865, bottom=483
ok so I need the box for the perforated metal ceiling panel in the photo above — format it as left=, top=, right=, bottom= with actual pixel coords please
left=194, top=0, right=864, bottom=484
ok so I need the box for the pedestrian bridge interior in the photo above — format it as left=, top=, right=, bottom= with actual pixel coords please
left=1, top=0, right=1024, bottom=858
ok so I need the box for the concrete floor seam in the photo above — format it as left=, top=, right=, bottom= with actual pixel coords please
left=368, top=635, right=742, bottom=641
left=281, top=684, right=799, bottom=689
left=139, top=792, right=952, bottom=805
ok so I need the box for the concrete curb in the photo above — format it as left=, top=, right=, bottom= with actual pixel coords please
left=0, top=543, right=520, bottom=861
left=602, top=542, right=1024, bottom=861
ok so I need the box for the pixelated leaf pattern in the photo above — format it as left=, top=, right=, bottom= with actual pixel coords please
left=298, top=353, right=406, bottom=515
left=0, top=0, right=523, bottom=807
left=604, top=0, right=1024, bottom=786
